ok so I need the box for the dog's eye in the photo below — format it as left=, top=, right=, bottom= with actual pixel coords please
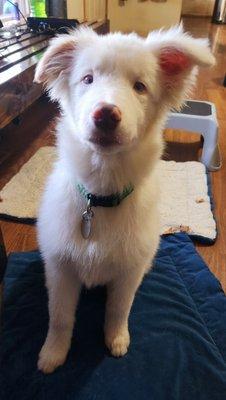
left=83, top=74, right=93, bottom=84
left=134, top=81, right=146, bottom=93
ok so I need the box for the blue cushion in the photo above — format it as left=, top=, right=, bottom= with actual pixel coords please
left=2, top=233, right=226, bottom=399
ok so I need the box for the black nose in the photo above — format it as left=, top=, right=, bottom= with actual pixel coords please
left=92, top=103, right=121, bottom=131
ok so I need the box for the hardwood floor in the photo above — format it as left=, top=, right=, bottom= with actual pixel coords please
left=0, top=96, right=57, bottom=253
left=0, top=17, right=226, bottom=289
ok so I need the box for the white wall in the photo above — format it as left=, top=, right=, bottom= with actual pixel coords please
left=182, top=0, right=214, bottom=16
left=108, top=0, right=182, bottom=36
left=67, top=0, right=84, bottom=22
left=67, top=0, right=106, bottom=22
left=67, top=0, right=182, bottom=35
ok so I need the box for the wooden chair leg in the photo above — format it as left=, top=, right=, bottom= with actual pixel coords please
left=223, top=74, right=226, bottom=87
left=0, top=223, right=7, bottom=322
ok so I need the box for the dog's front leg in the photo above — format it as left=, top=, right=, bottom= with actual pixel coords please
left=38, top=262, right=81, bottom=374
left=105, top=270, right=144, bottom=357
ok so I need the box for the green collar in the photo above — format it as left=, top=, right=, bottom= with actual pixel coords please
left=76, top=182, right=134, bottom=208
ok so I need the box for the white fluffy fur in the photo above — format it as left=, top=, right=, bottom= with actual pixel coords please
left=34, top=26, right=214, bottom=373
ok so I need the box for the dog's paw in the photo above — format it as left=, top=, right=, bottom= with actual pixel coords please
left=105, top=330, right=130, bottom=357
left=37, top=344, right=67, bottom=374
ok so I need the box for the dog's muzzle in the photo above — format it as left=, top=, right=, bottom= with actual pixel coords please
left=92, top=103, right=121, bottom=132
left=90, top=103, right=122, bottom=147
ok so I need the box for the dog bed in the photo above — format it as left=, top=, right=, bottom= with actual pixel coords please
left=2, top=233, right=226, bottom=400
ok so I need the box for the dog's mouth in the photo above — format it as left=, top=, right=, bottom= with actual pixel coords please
left=89, top=133, right=122, bottom=148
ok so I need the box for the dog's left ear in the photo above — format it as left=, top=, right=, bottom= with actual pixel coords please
left=146, top=25, right=215, bottom=108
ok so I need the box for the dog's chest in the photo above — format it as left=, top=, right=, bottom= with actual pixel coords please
left=65, top=208, right=135, bottom=286
left=62, top=197, right=151, bottom=286
left=69, top=201, right=136, bottom=257
left=39, top=170, right=159, bottom=287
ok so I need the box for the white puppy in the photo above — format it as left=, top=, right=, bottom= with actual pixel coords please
left=34, top=25, right=214, bottom=373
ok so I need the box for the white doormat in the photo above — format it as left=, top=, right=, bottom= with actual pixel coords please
left=0, top=147, right=217, bottom=243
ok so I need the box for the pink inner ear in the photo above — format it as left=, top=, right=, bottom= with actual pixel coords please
left=159, top=48, right=191, bottom=76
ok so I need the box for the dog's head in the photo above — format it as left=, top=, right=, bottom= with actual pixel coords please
left=35, top=25, right=214, bottom=154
